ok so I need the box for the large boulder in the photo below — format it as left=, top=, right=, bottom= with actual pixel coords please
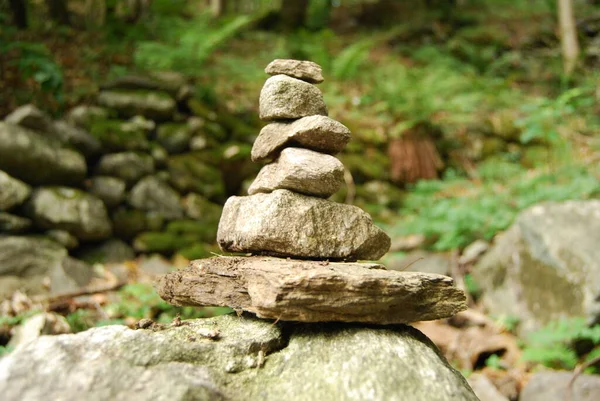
left=97, top=90, right=176, bottom=121
left=473, top=200, right=600, bottom=334
left=95, top=152, right=155, bottom=185
left=0, top=236, right=92, bottom=300
left=0, top=315, right=478, bottom=401
left=0, top=170, right=31, bottom=211
left=0, top=122, right=87, bottom=185
left=259, top=75, right=327, bottom=120
left=26, top=187, right=112, bottom=241
left=166, top=153, right=225, bottom=201
left=217, top=189, right=390, bottom=260
left=86, top=176, right=127, bottom=209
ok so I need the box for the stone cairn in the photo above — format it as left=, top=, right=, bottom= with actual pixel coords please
left=156, top=59, right=467, bottom=325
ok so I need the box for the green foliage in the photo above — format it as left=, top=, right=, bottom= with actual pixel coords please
left=391, top=162, right=600, bottom=250
left=2, top=41, right=64, bottom=102
left=522, top=317, right=600, bottom=372
left=134, top=14, right=253, bottom=74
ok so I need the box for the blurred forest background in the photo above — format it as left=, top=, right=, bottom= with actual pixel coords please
left=2, top=0, right=600, bottom=399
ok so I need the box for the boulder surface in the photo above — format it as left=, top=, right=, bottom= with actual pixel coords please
left=474, top=200, right=600, bottom=334
left=217, top=189, right=390, bottom=260
left=0, top=314, right=478, bottom=401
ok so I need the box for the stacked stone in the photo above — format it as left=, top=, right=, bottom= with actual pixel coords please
left=217, top=59, right=391, bottom=261
left=158, top=60, right=467, bottom=325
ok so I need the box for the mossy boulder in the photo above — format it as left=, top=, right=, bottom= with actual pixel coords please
left=88, top=119, right=150, bottom=152
left=128, top=176, right=184, bottom=220
left=0, top=212, right=32, bottom=234
left=111, top=207, right=148, bottom=240
left=76, top=239, right=135, bottom=265
left=25, top=187, right=112, bottom=241
left=66, top=105, right=110, bottom=129
left=167, top=153, right=225, bottom=201
left=0, top=315, right=478, bottom=400
left=0, top=122, right=87, bottom=186
left=97, top=90, right=176, bottom=121
left=133, top=218, right=218, bottom=255
left=0, top=170, right=31, bottom=211
left=95, top=152, right=155, bottom=185
left=474, top=200, right=600, bottom=335
left=156, top=123, right=193, bottom=154
left=87, top=176, right=126, bottom=209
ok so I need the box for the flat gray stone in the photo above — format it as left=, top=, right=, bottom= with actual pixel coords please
left=248, top=148, right=344, bottom=198
left=520, top=371, right=600, bottom=401
left=217, top=189, right=390, bottom=260
left=265, top=59, right=324, bottom=84
left=128, top=176, right=183, bottom=220
left=0, top=122, right=87, bottom=186
left=0, top=314, right=477, bottom=401
left=251, top=115, right=351, bottom=162
left=474, top=200, right=600, bottom=335
left=25, top=187, right=112, bottom=241
left=97, top=90, right=176, bottom=121
left=259, top=75, right=327, bottom=121
left=0, top=170, right=31, bottom=211
left=157, top=256, right=467, bottom=324
left=95, top=152, right=155, bottom=185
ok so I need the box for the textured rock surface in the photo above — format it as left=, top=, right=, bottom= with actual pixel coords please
left=264, top=59, right=324, bottom=83
left=0, top=236, right=92, bottom=300
left=252, top=115, right=351, bottom=162
left=217, top=189, right=390, bottom=260
left=97, top=90, right=176, bottom=121
left=248, top=148, right=344, bottom=198
left=156, top=256, right=467, bottom=324
left=26, top=187, right=112, bottom=241
left=128, top=176, right=184, bottom=219
left=0, top=314, right=477, bottom=401
left=96, top=152, right=155, bottom=185
left=519, top=371, right=600, bottom=401
left=0, top=170, right=31, bottom=211
left=473, top=200, right=600, bottom=334
left=0, top=212, right=32, bottom=233
left=5, top=104, right=55, bottom=133
left=87, top=176, right=127, bottom=209
left=0, top=122, right=87, bottom=185
left=259, top=75, right=327, bottom=120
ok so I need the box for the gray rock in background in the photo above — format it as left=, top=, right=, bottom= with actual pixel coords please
left=87, top=176, right=127, bottom=209
left=65, top=105, right=109, bottom=129
left=5, top=104, right=55, bottom=133
left=252, top=115, right=351, bottom=162
left=128, top=176, right=184, bottom=220
left=0, top=122, right=87, bottom=186
left=218, top=189, right=390, bottom=260
left=474, top=200, right=600, bottom=334
left=0, top=212, right=32, bottom=233
left=0, top=170, right=31, bottom=211
left=76, top=239, right=135, bottom=265
left=53, top=120, right=102, bottom=158
left=248, top=148, right=344, bottom=198
left=520, top=371, right=600, bottom=401
left=97, top=90, right=176, bottom=121
left=156, top=122, right=192, bottom=154
left=468, top=373, right=509, bottom=401
left=45, top=229, right=80, bottom=250
left=0, top=314, right=477, bottom=401
left=26, top=187, right=112, bottom=241
left=264, top=59, right=324, bottom=83
left=0, top=236, right=92, bottom=300
left=96, top=152, right=155, bottom=185
left=259, top=75, right=327, bottom=120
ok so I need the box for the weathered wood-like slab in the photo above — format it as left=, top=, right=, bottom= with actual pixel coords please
left=155, top=256, right=467, bottom=325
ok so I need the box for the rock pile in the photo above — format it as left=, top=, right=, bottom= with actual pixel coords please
left=157, top=59, right=467, bottom=325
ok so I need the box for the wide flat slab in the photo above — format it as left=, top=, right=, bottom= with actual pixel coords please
left=155, top=256, right=467, bottom=325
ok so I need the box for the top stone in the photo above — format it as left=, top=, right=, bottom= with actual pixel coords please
left=265, top=59, right=324, bottom=84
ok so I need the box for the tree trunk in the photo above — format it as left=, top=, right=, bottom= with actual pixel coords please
left=45, top=0, right=71, bottom=26
left=211, top=0, right=227, bottom=17
left=558, top=0, right=580, bottom=76
left=280, top=0, right=308, bottom=30
left=8, top=0, right=28, bottom=28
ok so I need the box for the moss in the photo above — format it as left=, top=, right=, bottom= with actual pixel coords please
left=167, top=153, right=225, bottom=201
left=178, top=243, right=220, bottom=260
left=156, top=123, right=192, bottom=154
left=111, top=208, right=147, bottom=240
left=166, top=219, right=217, bottom=243
left=133, top=232, right=188, bottom=253
left=89, top=119, right=149, bottom=152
